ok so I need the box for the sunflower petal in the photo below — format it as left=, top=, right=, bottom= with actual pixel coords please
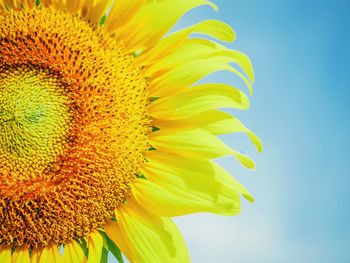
left=149, top=84, right=249, bottom=120
left=111, top=0, right=217, bottom=52
left=104, top=199, right=190, bottom=263
left=3, top=0, right=35, bottom=9
left=144, top=38, right=253, bottom=96
left=103, top=222, right=130, bottom=263
left=38, top=245, right=62, bottom=263
left=12, top=247, right=30, bottom=263
left=212, top=161, right=255, bottom=202
left=1, top=0, right=20, bottom=9
left=154, top=39, right=254, bottom=83
left=41, top=0, right=112, bottom=22
left=232, top=149, right=256, bottom=169
left=145, top=151, right=253, bottom=202
left=214, top=48, right=255, bottom=83
left=41, top=0, right=65, bottom=10
left=143, top=39, right=231, bottom=74
left=150, top=128, right=255, bottom=168
left=101, top=232, right=124, bottom=263
left=0, top=247, right=11, bottom=262
left=63, top=240, right=87, bottom=263
left=139, top=19, right=236, bottom=65
left=133, top=173, right=241, bottom=216
left=85, top=0, right=113, bottom=23
left=30, top=248, right=42, bottom=263
left=203, top=112, right=262, bottom=153
left=87, top=231, right=103, bottom=263
left=150, top=128, right=230, bottom=158
left=149, top=59, right=252, bottom=97
left=153, top=110, right=262, bottom=153
left=105, top=0, right=146, bottom=32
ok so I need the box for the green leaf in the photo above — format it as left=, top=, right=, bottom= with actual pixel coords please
left=76, top=238, right=89, bottom=258
left=99, top=15, right=107, bottom=26
left=99, top=231, right=124, bottom=263
left=136, top=174, right=147, bottom=180
left=150, top=96, right=160, bottom=102
left=100, top=247, right=109, bottom=263
left=152, top=126, right=160, bottom=132
left=132, top=50, right=142, bottom=57
left=106, top=234, right=124, bottom=263
left=35, top=0, right=41, bottom=6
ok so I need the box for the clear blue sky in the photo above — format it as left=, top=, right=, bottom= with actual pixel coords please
left=111, top=0, right=350, bottom=262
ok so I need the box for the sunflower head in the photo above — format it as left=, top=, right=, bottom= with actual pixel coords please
left=0, top=0, right=261, bottom=262
left=0, top=5, right=150, bottom=249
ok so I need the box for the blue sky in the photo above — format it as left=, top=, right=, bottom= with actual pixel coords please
left=111, top=0, right=350, bottom=262
left=173, top=0, right=350, bottom=262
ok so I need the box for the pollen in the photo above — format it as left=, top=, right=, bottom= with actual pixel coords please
left=0, top=7, right=150, bottom=248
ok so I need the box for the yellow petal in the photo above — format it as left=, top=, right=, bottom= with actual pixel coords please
left=87, top=231, right=103, bottom=263
left=103, top=221, right=131, bottom=262
left=149, top=83, right=249, bottom=120
left=232, top=149, right=256, bottom=169
left=145, top=150, right=253, bottom=202
left=15, top=0, right=35, bottom=9
left=1, top=0, right=19, bottom=9
left=154, top=110, right=262, bottom=153
left=183, top=19, right=235, bottom=42
left=0, top=247, right=11, bottom=263
left=150, top=128, right=255, bottom=169
left=132, top=174, right=240, bottom=216
left=144, top=39, right=225, bottom=74
left=149, top=59, right=252, bottom=97
left=12, top=247, right=30, bottom=263
left=105, top=199, right=190, bottom=263
left=41, top=0, right=112, bottom=23
left=30, top=248, right=42, bottom=263
left=63, top=240, right=86, bottom=263
left=211, top=161, right=255, bottom=202
left=38, top=245, right=62, bottom=263
left=112, top=0, right=217, bottom=52
left=215, top=48, right=255, bottom=83
left=168, top=39, right=254, bottom=83
left=139, top=19, right=236, bottom=65
left=201, top=111, right=262, bottom=153
left=65, top=0, right=84, bottom=13
left=41, top=0, right=65, bottom=10
left=83, top=0, right=114, bottom=24
left=105, top=0, right=146, bottom=32
left=144, top=38, right=253, bottom=95
left=150, top=128, right=230, bottom=158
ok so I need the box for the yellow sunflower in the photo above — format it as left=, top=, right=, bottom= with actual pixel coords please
left=0, top=0, right=262, bottom=262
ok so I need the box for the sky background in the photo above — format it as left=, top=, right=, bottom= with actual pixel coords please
left=111, top=0, right=350, bottom=262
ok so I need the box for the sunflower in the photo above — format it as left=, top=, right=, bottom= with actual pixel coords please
left=0, top=0, right=261, bottom=262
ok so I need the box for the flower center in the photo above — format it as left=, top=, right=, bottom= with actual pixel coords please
left=0, top=7, right=150, bottom=248
left=0, top=67, right=72, bottom=181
